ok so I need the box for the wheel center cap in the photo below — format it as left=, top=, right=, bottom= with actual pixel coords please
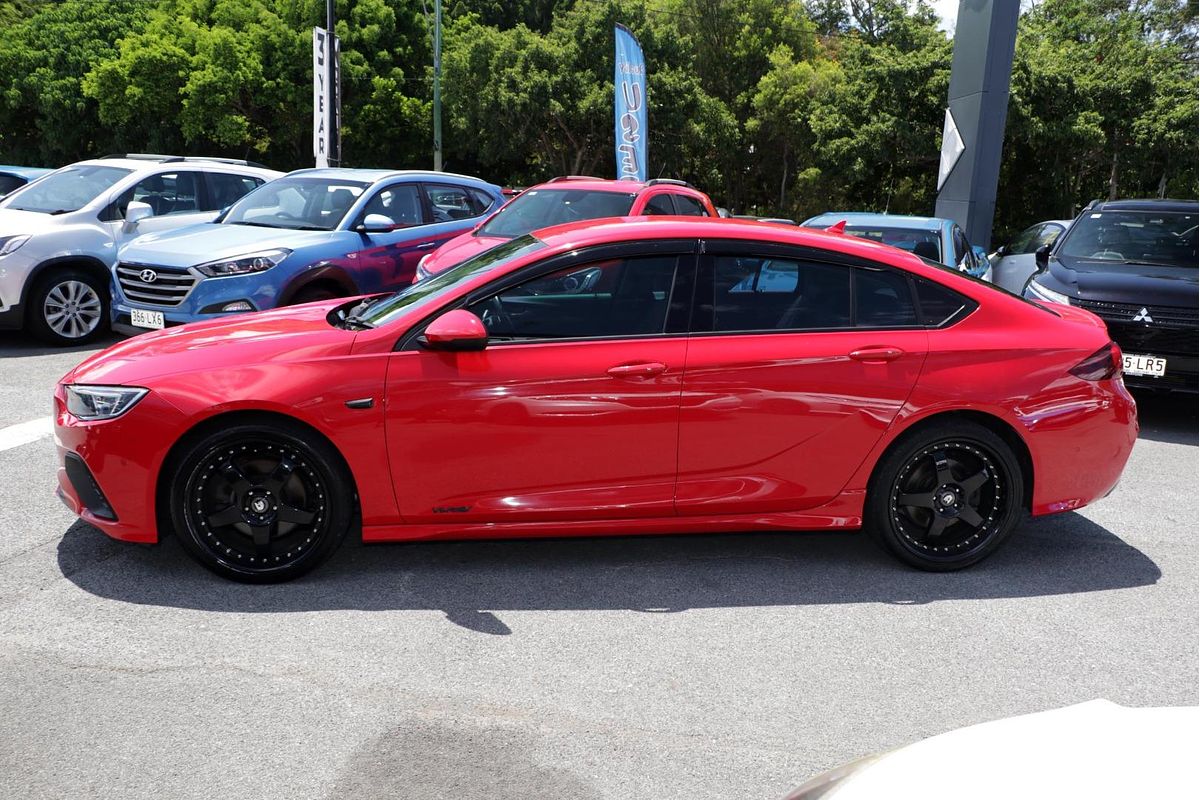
left=250, top=497, right=269, bottom=514
left=940, top=491, right=956, bottom=507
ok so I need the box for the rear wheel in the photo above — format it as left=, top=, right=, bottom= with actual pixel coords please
left=169, top=422, right=354, bottom=583
left=27, top=268, right=109, bottom=345
left=865, top=421, right=1023, bottom=571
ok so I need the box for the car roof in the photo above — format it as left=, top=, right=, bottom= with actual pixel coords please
left=1089, top=199, right=1198, bottom=213
left=0, top=165, right=52, bottom=179
left=284, top=168, right=498, bottom=188
left=523, top=177, right=698, bottom=195
left=71, top=157, right=279, bottom=175
left=802, top=212, right=948, bottom=230
left=529, top=216, right=927, bottom=264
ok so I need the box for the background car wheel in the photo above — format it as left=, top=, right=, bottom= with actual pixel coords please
left=169, top=421, right=354, bottom=583
left=27, top=268, right=109, bottom=345
left=291, top=284, right=341, bottom=305
left=865, top=420, right=1023, bottom=571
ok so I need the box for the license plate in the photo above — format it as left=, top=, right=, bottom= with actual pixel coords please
left=1122, top=353, right=1167, bottom=377
left=130, top=308, right=165, bottom=330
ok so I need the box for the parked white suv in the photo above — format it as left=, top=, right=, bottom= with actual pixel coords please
left=0, top=154, right=282, bottom=344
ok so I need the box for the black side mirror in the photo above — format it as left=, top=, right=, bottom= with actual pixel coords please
left=995, top=244, right=1009, bottom=257
left=1034, top=243, right=1052, bottom=271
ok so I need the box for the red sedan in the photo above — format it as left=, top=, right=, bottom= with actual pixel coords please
left=54, top=219, right=1137, bottom=582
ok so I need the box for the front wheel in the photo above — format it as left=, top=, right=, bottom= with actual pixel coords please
left=27, top=268, right=109, bottom=345
left=865, top=421, right=1023, bottom=571
left=169, top=422, right=354, bottom=583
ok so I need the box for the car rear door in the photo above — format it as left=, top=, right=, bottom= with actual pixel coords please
left=383, top=240, right=697, bottom=523
left=675, top=240, right=929, bottom=514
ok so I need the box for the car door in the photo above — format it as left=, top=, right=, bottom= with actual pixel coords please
left=675, top=241, right=928, bottom=514
left=994, top=223, right=1066, bottom=293
left=101, top=171, right=216, bottom=244
left=342, top=181, right=430, bottom=291
left=383, top=241, right=696, bottom=523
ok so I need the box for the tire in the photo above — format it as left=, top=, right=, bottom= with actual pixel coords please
left=27, top=267, right=110, bottom=346
left=865, top=420, right=1023, bottom=571
left=290, top=284, right=341, bottom=305
left=168, top=420, right=354, bottom=583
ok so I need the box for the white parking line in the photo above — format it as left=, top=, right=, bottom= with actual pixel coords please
left=0, top=417, right=53, bottom=453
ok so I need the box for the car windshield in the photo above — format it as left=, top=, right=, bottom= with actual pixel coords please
left=1057, top=210, right=1198, bottom=269
left=2, top=165, right=132, bottom=213
left=477, top=189, right=636, bottom=238
left=353, top=235, right=547, bottom=328
left=223, top=176, right=368, bottom=231
left=843, top=225, right=943, bottom=262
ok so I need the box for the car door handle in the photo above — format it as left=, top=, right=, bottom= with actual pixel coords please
left=607, top=362, right=668, bottom=379
left=416, top=241, right=438, bottom=249
left=849, top=347, right=903, bottom=363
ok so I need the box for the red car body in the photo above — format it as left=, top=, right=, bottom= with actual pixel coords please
left=55, top=219, right=1136, bottom=577
left=415, top=177, right=718, bottom=279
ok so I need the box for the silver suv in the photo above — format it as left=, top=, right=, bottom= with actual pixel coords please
left=0, top=154, right=282, bottom=344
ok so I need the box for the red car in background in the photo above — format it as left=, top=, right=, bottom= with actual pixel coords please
left=54, top=218, right=1136, bottom=583
left=414, top=176, right=718, bottom=280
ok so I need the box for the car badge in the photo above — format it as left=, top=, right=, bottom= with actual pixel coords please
left=140, top=269, right=158, bottom=284
left=1132, top=307, right=1153, bottom=323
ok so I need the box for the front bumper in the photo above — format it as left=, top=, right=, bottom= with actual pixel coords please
left=54, top=384, right=189, bottom=543
left=111, top=264, right=280, bottom=335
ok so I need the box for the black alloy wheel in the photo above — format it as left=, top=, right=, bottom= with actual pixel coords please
left=866, top=421, right=1022, bottom=571
left=170, top=422, right=354, bottom=583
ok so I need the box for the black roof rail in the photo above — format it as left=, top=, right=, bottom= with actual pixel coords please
left=646, top=178, right=692, bottom=188
left=96, top=153, right=270, bottom=169
left=546, top=175, right=605, bottom=182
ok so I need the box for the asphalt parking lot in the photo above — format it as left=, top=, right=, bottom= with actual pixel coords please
left=0, top=330, right=1196, bottom=800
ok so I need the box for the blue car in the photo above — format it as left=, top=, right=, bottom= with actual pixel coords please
left=800, top=212, right=992, bottom=281
left=111, top=168, right=503, bottom=334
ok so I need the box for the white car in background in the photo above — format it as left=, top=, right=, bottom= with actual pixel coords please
left=989, top=218, right=1073, bottom=293
left=783, top=700, right=1197, bottom=799
left=0, top=154, right=281, bottom=345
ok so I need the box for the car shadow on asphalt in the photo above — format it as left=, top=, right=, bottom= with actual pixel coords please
left=57, top=511, right=1160, bottom=634
left=0, top=331, right=121, bottom=358
left=1131, top=389, right=1197, bottom=446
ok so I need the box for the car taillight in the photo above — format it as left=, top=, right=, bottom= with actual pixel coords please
left=1070, top=341, right=1122, bottom=381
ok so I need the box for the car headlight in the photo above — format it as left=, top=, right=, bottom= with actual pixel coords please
left=0, top=234, right=30, bottom=256
left=195, top=248, right=290, bottom=277
left=64, top=385, right=149, bottom=421
left=415, top=254, right=432, bottom=282
left=1024, top=278, right=1071, bottom=305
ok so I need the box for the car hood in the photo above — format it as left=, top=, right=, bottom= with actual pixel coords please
left=1049, top=255, right=1198, bottom=305
left=0, top=207, right=71, bottom=236
left=65, top=299, right=355, bottom=385
left=424, top=231, right=507, bottom=274
left=120, top=223, right=339, bottom=268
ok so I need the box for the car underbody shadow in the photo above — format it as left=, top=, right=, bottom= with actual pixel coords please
left=57, top=511, right=1160, bottom=634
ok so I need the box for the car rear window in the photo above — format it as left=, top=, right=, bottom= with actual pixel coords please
left=478, top=189, right=636, bottom=238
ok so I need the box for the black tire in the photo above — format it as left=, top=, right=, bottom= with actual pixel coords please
left=168, top=420, right=354, bottom=583
left=865, top=420, right=1023, bottom=571
left=290, top=284, right=341, bottom=305
left=27, top=267, right=110, bottom=346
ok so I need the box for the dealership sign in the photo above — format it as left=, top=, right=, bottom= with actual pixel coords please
left=313, top=27, right=340, bottom=168
left=614, top=24, right=647, bottom=182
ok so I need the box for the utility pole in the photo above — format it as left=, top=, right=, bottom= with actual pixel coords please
left=327, top=0, right=340, bottom=166
left=433, top=0, right=443, bottom=172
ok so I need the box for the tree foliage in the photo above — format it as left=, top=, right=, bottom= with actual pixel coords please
left=0, top=0, right=1194, bottom=241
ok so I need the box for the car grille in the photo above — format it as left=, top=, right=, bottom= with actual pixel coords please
left=116, top=263, right=197, bottom=307
left=1073, top=299, right=1198, bottom=357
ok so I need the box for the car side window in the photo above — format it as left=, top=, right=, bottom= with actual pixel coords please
left=701, top=255, right=852, bottom=332
left=643, top=194, right=676, bottom=216
left=672, top=194, right=707, bottom=217
left=424, top=183, right=487, bottom=222
left=469, top=188, right=497, bottom=214
left=357, top=183, right=423, bottom=228
left=1034, top=223, right=1065, bottom=250
left=952, top=226, right=970, bottom=266
left=855, top=268, right=917, bottom=327
left=205, top=172, right=264, bottom=211
left=1007, top=224, right=1043, bottom=255
left=914, top=278, right=973, bottom=326
left=104, top=171, right=203, bottom=219
left=466, top=255, right=681, bottom=341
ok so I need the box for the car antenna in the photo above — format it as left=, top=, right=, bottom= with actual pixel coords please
left=828, top=219, right=847, bottom=235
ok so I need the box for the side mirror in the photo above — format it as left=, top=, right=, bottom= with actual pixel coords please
left=124, top=201, right=154, bottom=229
left=355, top=213, right=396, bottom=233
left=419, top=309, right=488, bottom=351
left=1034, top=243, right=1052, bottom=271
left=994, top=244, right=1009, bottom=257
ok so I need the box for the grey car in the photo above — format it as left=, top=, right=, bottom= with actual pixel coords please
left=0, top=154, right=280, bottom=345
left=989, top=219, right=1072, bottom=293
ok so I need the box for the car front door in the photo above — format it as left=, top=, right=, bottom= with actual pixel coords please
left=675, top=241, right=929, bottom=514
left=340, top=181, right=430, bottom=291
left=383, top=241, right=695, bottom=523
left=101, top=171, right=215, bottom=245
